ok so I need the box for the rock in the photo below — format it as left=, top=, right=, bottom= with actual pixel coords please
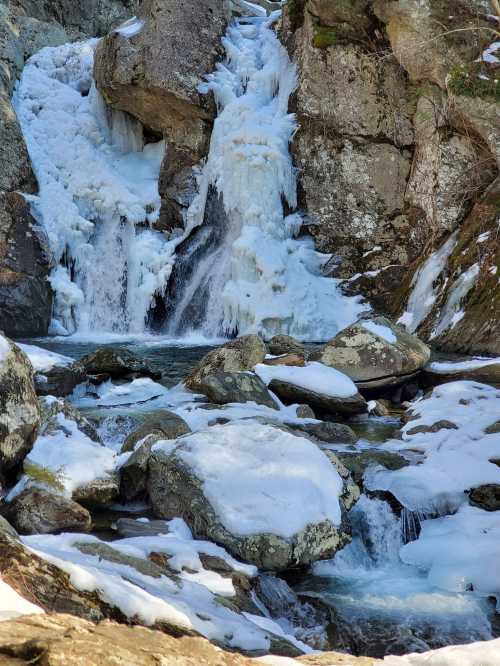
left=469, top=484, right=500, bottom=512
left=121, top=411, right=191, bottom=453
left=264, top=353, right=306, bottom=367
left=73, top=474, right=120, bottom=509
left=405, top=420, right=458, bottom=437
left=337, top=451, right=409, bottom=486
left=114, top=517, right=171, bottom=538
left=94, top=0, right=231, bottom=231
left=268, top=335, right=305, bottom=356
left=0, top=337, right=40, bottom=471
left=0, top=193, right=52, bottom=337
left=3, top=487, right=91, bottom=535
left=76, top=541, right=165, bottom=579
left=38, top=396, right=102, bottom=444
left=312, top=317, right=430, bottom=392
left=79, top=347, right=160, bottom=380
left=268, top=380, right=367, bottom=417
left=34, top=362, right=86, bottom=397
left=288, top=421, right=358, bottom=444
left=486, top=421, right=500, bottom=435
left=185, top=335, right=267, bottom=393
left=296, top=404, right=316, bottom=419
left=0, top=613, right=384, bottom=665
left=148, top=422, right=352, bottom=571
left=422, top=359, right=500, bottom=389
left=197, top=372, right=279, bottom=409
left=0, top=514, right=19, bottom=540
left=119, top=438, right=154, bottom=501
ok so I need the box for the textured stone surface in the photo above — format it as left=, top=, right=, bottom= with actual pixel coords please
left=197, top=372, right=279, bottom=409
left=186, top=336, right=267, bottom=393
left=34, top=362, right=86, bottom=397
left=80, top=347, right=161, bottom=380
left=0, top=338, right=40, bottom=471
left=121, top=410, right=190, bottom=453
left=268, top=379, right=367, bottom=416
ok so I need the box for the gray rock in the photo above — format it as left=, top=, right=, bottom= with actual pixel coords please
left=422, top=360, right=500, bottom=389
left=312, top=317, right=430, bottom=391
left=75, top=541, right=165, bottom=579
left=0, top=338, right=40, bottom=471
left=295, top=404, right=316, bottom=419
left=197, top=372, right=278, bottom=409
left=287, top=420, right=358, bottom=444
left=34, top=362, right=86, bottom=397
left=119, top=439, right=154, bottom=501
left=268, top=379, right=367, bottom=417
left=337, top=450, right=409, bottom=486
left=0, top=514, right=19, bottom=541
left=268, top=335, right=305, bottom=356
left=38, top=397, right=102, bottom=444
left=79, top=347, right=160, bottom=380
left=73, top=474, right=120, bottom=509
left=121, top=411, right=190, bottom=453
left=4, top=487, right=91, bottom=535
left=185, top=335, right=267, bottom=393
left=114, top=517, right=171, bottom=538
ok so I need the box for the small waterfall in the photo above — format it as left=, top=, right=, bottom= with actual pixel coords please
left=14, top=40, right=175, bottom=336
left=164, top=10, right=364, bottom=341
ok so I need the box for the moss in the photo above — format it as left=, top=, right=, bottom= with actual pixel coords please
left=286, top=0, right=306, bottom=32
left=312, top=25, right=338, bottom=49
left=24, top=462, right=65, bottom=492
left=448, top=62, right=500, bottom=102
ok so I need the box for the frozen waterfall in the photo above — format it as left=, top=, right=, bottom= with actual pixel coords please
left=166, top=11, right=365, bottom=340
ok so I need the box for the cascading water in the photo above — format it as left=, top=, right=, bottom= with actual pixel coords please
left=164, top=10, right=365, bottom=341
left=14, top=39, right=176, bottom=336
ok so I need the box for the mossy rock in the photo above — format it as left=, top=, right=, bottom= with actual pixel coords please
left=448, top=62, right=500, bottom=103
left=312, top=24, right=338, bottom=49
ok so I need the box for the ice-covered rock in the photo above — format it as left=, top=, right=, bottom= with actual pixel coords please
left=255, top=362, right=367, bottom=416
left=19, top=343, right=86, bottom=398
left=0, top=336, right=40, bottom=471
left=312, top=317, right=430, bottom=393
left=185, top=336, right=267, bottom=393
left=148, top=422, right=351, bottom=570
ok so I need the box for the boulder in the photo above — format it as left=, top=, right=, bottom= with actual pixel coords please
left=73, top=474, right=120, bottom=509
left=264, top=353, right=306, bottom=367
left=38, top=396, right=102, bottom=444
left=3, top=487, right=91, bottom=535
left=148, top=422, right=352, bottom=570
left=119, top=438, right=154, bottom=501
left=422, top=358, right=500, bottom=389
left=94, top=0, right=231, bottom=230
left=121, top=411, right=190, bottom=453
left=196, top=372, right=279, bottom=409
left=79, top=347, right=160, bottom=380
left=0, top=336, right=40, bottom=471
left=312, top=317, right=430, bottom=392
left=34, top=362, right=87, bottom=397
left=288, top=421, right=358, bottom=444
left=337, top=451, right=409, bottom=486
left=255, top=362, right=367, bottom=416
left=469, top=484, right=500, bottom=512
left=268, top=335, right=305, bottom=356
left=0, top=193, right=52, bottom=337
left=114, top=517, right=171, bottom=538
left=185, top=335, right=267, bottom=393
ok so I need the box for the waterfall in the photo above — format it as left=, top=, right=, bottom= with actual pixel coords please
left=164, top=10, right=365, bottom=341
left=14, top=40, right=175, bottom=336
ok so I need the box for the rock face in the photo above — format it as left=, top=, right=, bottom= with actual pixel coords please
left=469, top=484, right=500, bottom=512
left=121, top=411, right=191, bottom=453
left=3, top=487, right=91, bottom=534
left=0, top=337, right=40, bottom=471
left=186, top=336, right=267, bottom=393
left=0, top=613, right=384, bottom=665
left=149, top=423, right=352, bottom=570
left=80, top=347, right=161, bottom=380
left=312, top=317, right=430, bottom=392
left=197, top=372, right=279, bottom=409
left=94, top=0, right=231, bottom=231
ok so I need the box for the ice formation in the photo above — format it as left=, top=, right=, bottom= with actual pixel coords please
left=167, top=11, right=364, bottom=340
left=14, top=41, right=175, bottom=336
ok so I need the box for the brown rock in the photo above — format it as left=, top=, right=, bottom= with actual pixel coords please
left=264, top=353, right=306, bottom=367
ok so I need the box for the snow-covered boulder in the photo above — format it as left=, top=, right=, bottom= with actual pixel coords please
left=121, top=410, right=191, bottom=453
left=18, top=344, right=85, bottom=397
left=255, top=362, right=367, bottom=416
left=185, top=336, right=267, bottom=393
left=312, top=316, right=430, bottom=392
left=196, top=372, right=279, bottom=409
left=0, top=336, right=40, bottom=471
left=148, top=422, right=352, bottom=570
left=4, top=487, right=91, bottom=535
left=423, top=357, right=500, bottom=389
left=79, top=347, right=161, bottom=380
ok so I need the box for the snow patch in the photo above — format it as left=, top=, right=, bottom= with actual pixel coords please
left=255, top=362, right=358, bottom=398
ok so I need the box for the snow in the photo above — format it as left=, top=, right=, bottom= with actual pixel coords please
left=153, top=421, right=344, bottom=537
left=400, top=506, right=500, bottom=610
left=0, top=334, right=11, bottom=365
left=73, top=377, right=169, bottom=408
left=0, top=576, right=44, bottom=621
left=384, top=639, right=500, bottom=665
left=17, top=343, right=74, bottom=372
left=361, top=320, right=397, bottom=344
left=428, top=357, right=500, bottom=373
left=431, top=263, right=479, bottom=339
left=255, top=362, right=358, bottom=398
left=7, top=411, right=117, bottom=498
left=365, top=381, right=500, bottom=514
left=168, top=12, right=364, bottom=341
left=14, top=40, right=175, bottom=336
left=114, top=17, right=145, bottom=38
left=480, top=41, right=500, bottom=64
left=22, top=525, right=306, bottom=653
left=398, top=233, right=457, bottom=333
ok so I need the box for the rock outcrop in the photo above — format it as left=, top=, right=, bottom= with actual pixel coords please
left=0, top=337, right=40, bottom=472
left=94, top=0, right=232, bottom=231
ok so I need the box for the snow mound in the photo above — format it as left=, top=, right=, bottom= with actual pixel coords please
left=255, top=362, right=358, bottom=399
left=17, top=343, right=74, bottom=372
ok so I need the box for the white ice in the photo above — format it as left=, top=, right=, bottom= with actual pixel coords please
left=361, top=320, right=397, bottom=344
left=114, top=17, right=145, bottom=38
left=255, top=361, right=359, bottom=398
left=431, top=263, right=480, bottom=339
left=73, top=377, right=169, bottom=408
left=428, top=356, right=500, bottom=373
left=153, top=421, right=344, bottom=538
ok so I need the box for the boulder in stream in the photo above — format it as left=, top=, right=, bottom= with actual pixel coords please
left=79, top=347, right=161, bottom=381
left=121, top=411, right=191, bottom=453
left=196, top=372, right=279, bottom=409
